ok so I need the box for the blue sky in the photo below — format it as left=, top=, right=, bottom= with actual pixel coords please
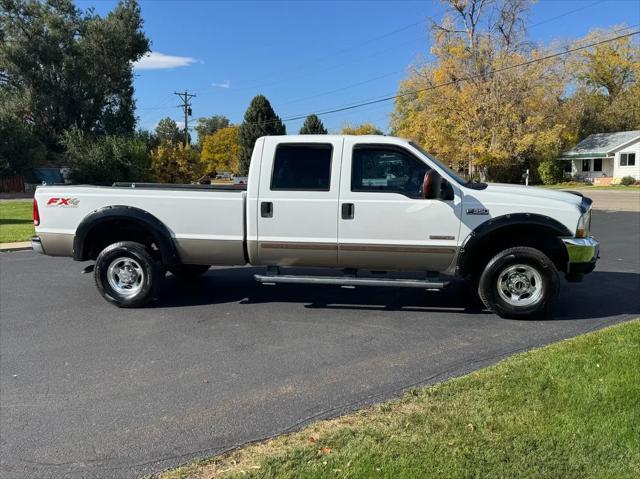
left=82, top=0, right=640, bottom=135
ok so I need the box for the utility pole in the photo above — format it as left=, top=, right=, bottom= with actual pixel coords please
left=174, top=90, right=196, bottom=147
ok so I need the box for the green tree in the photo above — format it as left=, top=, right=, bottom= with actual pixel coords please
left=238, top=94, right=286, bottom=175
left=0, top=0, right=150, bottom=161
left=194, top=115, right=230, bottom=148
left=62, top=130, right=151, bottom=184
left=0, top=90, right=45, bottom=178
left=155, top=117, right=182, bottom=145
left=299, top=114, right=328, bottom=134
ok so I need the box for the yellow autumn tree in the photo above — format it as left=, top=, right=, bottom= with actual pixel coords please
left=200, top=126, right=240, bottom=174
left=340, top=123, right=383, bottom=135
left=392, top=0, right=572, bottom=182
left=151, top=142, right=204, bottom=183
left=566, top=27, right=640, bottom=137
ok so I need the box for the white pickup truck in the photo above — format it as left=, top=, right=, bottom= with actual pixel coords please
left=32, top=135, right=599, bottom=318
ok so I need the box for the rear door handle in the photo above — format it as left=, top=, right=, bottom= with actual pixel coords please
left=261, top=201, right=273, bottom=218
left=341, top=203, right=354, bottom=220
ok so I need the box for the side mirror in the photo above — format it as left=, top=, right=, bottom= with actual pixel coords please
left=422, top=170, right=441, bottom=199
left=440, top=179, right=454, bottom=201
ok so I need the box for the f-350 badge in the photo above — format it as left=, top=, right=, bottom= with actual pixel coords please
left=466, top=207, right=489, bottom=215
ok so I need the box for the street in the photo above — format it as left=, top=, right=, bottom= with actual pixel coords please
left=1, top=210, right=639, bottom=479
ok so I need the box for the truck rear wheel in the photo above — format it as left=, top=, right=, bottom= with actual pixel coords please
left=168, top=264, right=210, bottom=279
left=94, top=241, right=161, bottom=308
left=478, top=246, right=559, bottom=319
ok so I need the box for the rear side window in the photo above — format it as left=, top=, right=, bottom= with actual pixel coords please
left=271, top=144, right=332, bottom=191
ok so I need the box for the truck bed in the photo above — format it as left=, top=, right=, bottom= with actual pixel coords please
left=34, top=184, right=247, bottom=265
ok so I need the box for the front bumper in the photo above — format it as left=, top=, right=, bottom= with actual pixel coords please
left=562, top=236, right=599, bottom=276
left=31, top=236, right=44, bottom=254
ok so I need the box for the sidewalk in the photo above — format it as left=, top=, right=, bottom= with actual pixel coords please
left=0, top=241, right=31, bottom=252
left=572, top=189, right=640, bottom=212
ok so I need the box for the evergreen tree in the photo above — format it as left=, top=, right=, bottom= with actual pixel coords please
left=299, top=114, right=328, bottom=134
left=238, top=95, right=286, bottom=175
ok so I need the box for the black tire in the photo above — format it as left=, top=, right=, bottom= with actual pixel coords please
left=478, top=246, right=559, bottom=319
left=168, top=264, right=210, bottom=279
left=94, top=241, right=162, bottom=308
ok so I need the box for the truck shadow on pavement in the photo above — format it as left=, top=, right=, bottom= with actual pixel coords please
left=158, top=268, right=640, bottom=321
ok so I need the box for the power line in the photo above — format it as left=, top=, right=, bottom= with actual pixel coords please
left=184, top=0, right=607, bottom=98
left=242, top=28, right=639, bottom=127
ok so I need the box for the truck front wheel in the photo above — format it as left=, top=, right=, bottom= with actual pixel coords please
left=94, top=241, right=161, bottom=308
left=478, top=246, right=559, bottom=319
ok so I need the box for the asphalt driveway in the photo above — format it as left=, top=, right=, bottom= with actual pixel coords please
left=1, top=211, right=639, bottom=479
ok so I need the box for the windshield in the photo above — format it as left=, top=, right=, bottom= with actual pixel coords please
left=408, top=142, right=468, bottom=186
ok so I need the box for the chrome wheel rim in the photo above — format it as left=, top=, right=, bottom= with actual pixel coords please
left=496, top=264, right=543, bottom=307
left=107, top=257, right=145, bottom=297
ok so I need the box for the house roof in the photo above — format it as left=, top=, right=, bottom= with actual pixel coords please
left=559, top=130, right=640, bottom=159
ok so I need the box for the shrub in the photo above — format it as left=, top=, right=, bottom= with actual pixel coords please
left=537, top=159, right=563, bottom=185
left=151, top=142, right=204, bottom=183
left=620, top=176, right=636, bottom=186
left=63, top=130, right=151, bottom=184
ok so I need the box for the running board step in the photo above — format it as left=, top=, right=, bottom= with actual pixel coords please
left=254, top=273, right=449, bottom=289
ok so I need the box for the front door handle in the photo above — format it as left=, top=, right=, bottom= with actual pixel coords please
left=261, top=201, right=273, bottom=218
left=341, top=203, right=354, bottom=220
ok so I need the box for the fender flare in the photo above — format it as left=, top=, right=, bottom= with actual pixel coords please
left=457, top=213, right=572, bottom=276
left=73, top=205, right=180, bottom=265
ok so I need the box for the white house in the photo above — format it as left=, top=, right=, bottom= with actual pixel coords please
left=558, top=130, right=639, bottom=185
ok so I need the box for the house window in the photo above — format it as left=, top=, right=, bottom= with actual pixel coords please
left=582, top=159, right=590, bottom=172
left=593, top=158, right=603, bottom=172
left=620, top=153, right=636, bottom=166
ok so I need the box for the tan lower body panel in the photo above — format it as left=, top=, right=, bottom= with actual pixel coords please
left=251, top=240, right=456, bottom=271
left=38, top=232, right=74, bottom=257
left=338, top=243, right=456, bottom=271
left=252, top=240, right=338, bottom=267
left=174, top=238, right=246, bottom=265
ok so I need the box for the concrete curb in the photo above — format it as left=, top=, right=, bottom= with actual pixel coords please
left=0, top=242, right=32, bottom=252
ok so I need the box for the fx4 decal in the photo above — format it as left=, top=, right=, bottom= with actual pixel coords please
left=47, top=197, right=80, bottom=208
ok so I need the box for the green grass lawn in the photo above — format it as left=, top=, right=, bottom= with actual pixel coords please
left=164, top=320, right=640, bottom=479
left=0, top=200, right=34, bottom=243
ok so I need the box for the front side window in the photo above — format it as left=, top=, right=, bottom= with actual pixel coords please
left=620, top=153, right=636, bottom=166
left=582, top=159, right=590, bottom=172
left=593, top=158, right=603, bottom=172
left=271, top=144, right=332, bottom=191
left=351, top=145, right=430, bottom=198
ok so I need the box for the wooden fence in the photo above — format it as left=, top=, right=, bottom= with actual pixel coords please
left=0, top=176, right=25, bottom=193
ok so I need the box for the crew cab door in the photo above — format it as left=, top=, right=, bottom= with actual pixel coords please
left=255, top=138, right=343, bottom=267
left=337, top=139, right=462, bottom=271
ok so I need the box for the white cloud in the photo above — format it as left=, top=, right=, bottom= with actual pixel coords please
left=212, top=80, right=231, bottom=89
left=134, top=51, right=198, bottom=70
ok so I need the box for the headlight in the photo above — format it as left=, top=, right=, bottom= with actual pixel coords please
left=576, top=208, right=592, bottom=238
